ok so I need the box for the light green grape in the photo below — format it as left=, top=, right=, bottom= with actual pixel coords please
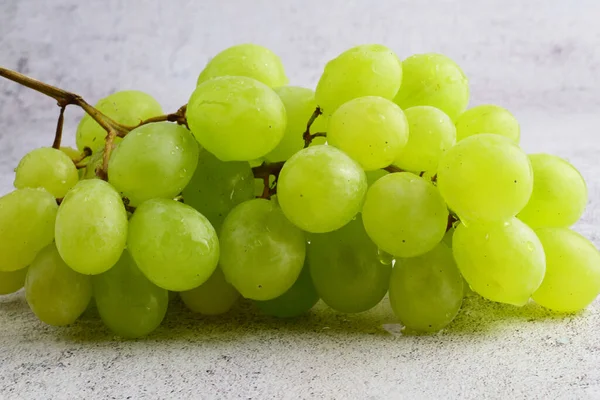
left=93, top=250, right=168, bottom=338
left=14, top=147, right=79, bottom=198
left=362, top=172, right=448, bottom=257
left=0, top=268, right=28, bottom=295
left=108, top=122, right=199, bottom=206
left=309, top=216, right=391, bottom=313
left=390, top=243, right=463, bottom=332
left=197, top=43, right=288, bottom=88
left=182, top=148, right=254, bottom=232
left=82, top=149, right=105, bottom=179
left=76, top=90, right=163, bottom=152
left=393, top=53, right=469, bottom=121
left=455, top=104, right=520, bottom=143
left=187, top=76, right=286, bottom=161
left=25, top=244, right=92, bottom=326
left=220, top=199, right=305, bottom=300
left=315, top=44, right=402, bottom=114
left=365, top=169, right=388, bottom=187
left=437, top=134, right=533, bottom=222
left=55, top=179, right=127, bottom=275
left=277, top=145, right=367, bottom=233
left=60, top=146, right=81, bottom=160
left=0, top=188, right=57, bottom=272
left=180, top=267, right=240, bottom=315
left=533, top=228, right=600, bottom=312
left=453, top=217, right=546, bottom=306
left=328, top=96, right=409, bottom=171
left=394, top=106, right=456, bottom=172
left=128, top=199, right=219, bottom=291
left=518, top=154, right=587, bottom=228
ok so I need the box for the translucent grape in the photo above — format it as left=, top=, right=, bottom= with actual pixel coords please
left=277, top=145, right=367, bottom=233
left=219, top=199, right=305, bottom=300
left=55, top=179, right=127, bottom=275
left=309, top=216, right=391, bottom=313
left=390, top=243, right=463, bottom=332
left=437, top=134, right=533, bottom=222
left=180, top=267, right=240, bottom=315
left=187, top=76, right=286, bottom=161
left=328, top=96, right=409, bottom=170
left=315, top=44, right=402, bottom=114
left=453, top=217, right=546, bottom=306
left=0, top=268, right=28, bottom=295
left=518, top=154, right=587, bottom=228
left=394, top=106, right=456, bottom=173
left=393, top=53, right=469, bottom=121
left=14, top=147, right=78, bottom=198
left=108, top=122, right=199, bottom=206
left=455, top=104, right=520, bottom=143
left=127, top=199, right=219, bottom=291
left=532, top=228, right=600, bottom=312
left=93, top=250, right=168, bottom=338
left=362, top=172, right=448, bottom=257
left=25, top=244, right=92, bottom=326
left=197, top=43, right=288, bottom=88
left=0, top=188, right=57, bottom=272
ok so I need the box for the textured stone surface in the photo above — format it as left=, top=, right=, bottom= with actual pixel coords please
left=1, top=1, right=600, bottom=398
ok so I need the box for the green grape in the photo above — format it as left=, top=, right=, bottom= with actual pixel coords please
left=180, top=267, right=240, bottom=315
left=128, top=199, right=219, bottom=291
left=0, top=188, right=57, bottom=272
left=455, top=104, right=520, bottom=143
left=55, top=180, right=128, bottom=275
left=277, top=145, right=367, bottom=233
left=532, top=228, right=600, bottom=312
left=108, top=122, right=199, bottom=206
left=14, top=147, right=79, bottom=198
left=394, top=106, right=456, bottom=173
left=220, top=199, right=305, bottom=300
left=0, top=268, right=28, bottom=295
left=197, top=43, right=288, bottom=88
left=328, top=96, right=409, bottom=171
left=187, top=76, right=287, bottom=161
left=93, top=250, right=168, bottom=338
left=362, top=172, right=448, bottom=258
left=76, top=90, right=163, bottom=151
left=393, top=53, right=469, bottom=121
left=390, top=243, right=463, bottom=332
left=25, top=244, right=92, bottom=326
left=453, top=217, right=546, bottom=306
left=82, top=149, right=105, bottom=179
left=365, top=169, right=388, bottom=187
left=182, top=148, right=254, bottom=232
left=309, top=216, right=391, bottom=313
left=60, top=146, right=81, bottom=160
left=442, top=227, right=454, bottom=247
left=315, top=44, right=402, bottom=114
left=437, top=134, right=533, bottom=222
left=518, top=154, right=587, bottom=228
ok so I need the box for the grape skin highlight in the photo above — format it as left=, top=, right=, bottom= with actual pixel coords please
left=14, top=147, right=79, bottom=198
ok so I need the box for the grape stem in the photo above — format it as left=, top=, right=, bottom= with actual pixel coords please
left=302, top=107, right=324, bottom=148
left=447, top=213, right=459, bottom=231
left=52, top=106, right=66, bottom=149
left=252, top=161, right=284, bottom=199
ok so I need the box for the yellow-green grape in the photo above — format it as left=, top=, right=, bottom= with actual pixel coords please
left=328, top=96, right=409, bottom=171
left=127, top=199, right=219, bottom=291
left=315, top=44, right=402, bottom=114
left=14, top=147, right=79, bottom=198
left=197, top=43, right=288, bottom=88
left=76, top=90, right=163, bottom=152
left=0, top=268, right=28, bottom=295
left=60, top=146, right=81, bottom=160
left=25, top=244, right=92, bottom=326
left=394, top=106, right=456, bottom=173
left=309, top=216, right=391, bottom=313
left=390, top=243, right=463, bottom=333
left=365, top=169, right=388, bottom=187
left=180, top=267, right=240, bottom=315
left=453, top=217, right=546, bottom=306
left=518, top=154, right=587, bottom=228
left=93, top=250, right=168, bottom=338
left=55, top=180, right=127, bottom=275
left=277, top=145, right=367, bottom=233
left=532, top=228, right=600, bottom=312
left=362, top=173, right=448, bottom=257
left=82, top=149, right=105, bottom=180
left=0, top=188, right=57, bottom=272
left=108, top=122, right=199, bottom=206
left=187, top=76, right=286, bottom=161
left=455, top=104, right=520, bottom=143
left=437, top=134, right=533, bottom=222
left=394, top=53, right=469, bottom=121
left=220, top=199, right=305, bottom=300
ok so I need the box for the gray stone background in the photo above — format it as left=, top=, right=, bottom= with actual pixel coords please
left=1, top=1, right=600, bottom=399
